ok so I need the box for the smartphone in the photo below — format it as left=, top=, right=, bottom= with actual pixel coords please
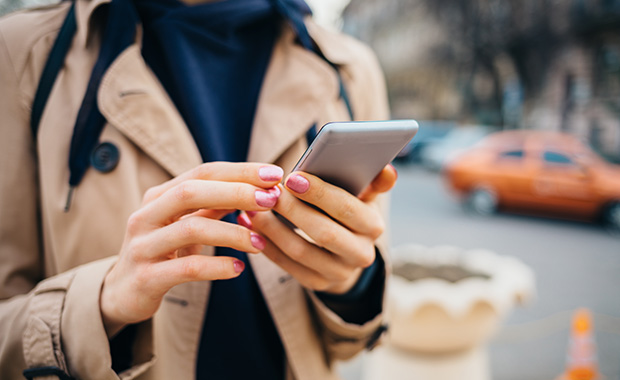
left=292, top=120, right=419, bottom=195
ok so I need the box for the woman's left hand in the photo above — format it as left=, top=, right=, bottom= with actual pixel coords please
left=240, top=165, right=397, bottom=294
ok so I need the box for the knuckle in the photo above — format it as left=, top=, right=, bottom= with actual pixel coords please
left=368, top=218, right=385, bottom=240
left=209, top=260, right=228, bottom=279
left=267, top=251, right=285, bottom=266
left=241, top=164, right=253, bottom=181
left=310, top=277, right=330, bottom=292
left=193, top=163, right=214, bottom=179
left=287, top=243, right=308, bottom=261
left=126, top=211, right=145, bottom=235
left=133, top=264, right=153, bottom=286
left=178, top=219, right=199, bottom=240
left=180, top=259, right=201, bottom=280
left=275, top=195, right=295, bottom=216
left=174, top=182, right=197, bottom=202
left=338, top=198, right=356, bottom=220
left=233, top=225, right=249, bottom=246
left=313, top=182, right=327, bottom=202
left=315, top=228, right=337, bottom=248
left=125, top=238, right=147, bottom=260
left=358, top=246, right=376, bottom=268
left=142, top=187, right=160, bottom=205
left=281, top=197, right=296, bottom=214
left=235, top=185, right=247, bottom=204
left=332, top=267, right=352, bottom=283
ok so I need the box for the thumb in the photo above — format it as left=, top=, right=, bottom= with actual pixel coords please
left=358, top=164, right=398, bottom=202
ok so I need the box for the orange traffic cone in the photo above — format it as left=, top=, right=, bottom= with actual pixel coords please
left=561, top=308, right=599, bottom=380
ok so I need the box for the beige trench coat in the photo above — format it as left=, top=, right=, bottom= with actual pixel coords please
left=0, top=1, right=390, bottom=379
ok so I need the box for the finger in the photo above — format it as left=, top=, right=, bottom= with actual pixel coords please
left=151, top=255, right=246, bottom=290
left=257, top=236, right=335, bottom=292
left=358, top=164, right=398, bottom=202
left=142, top=162, right=283, bottom=205
left=284, top=172, right=385, bottom=238
left=268, top=190, right=376, bottom=268
left=249, top=211, right=355, bottom=282
left=139, top=181, right=281, bottom=228
left=138, top=216, right=267, bottom=259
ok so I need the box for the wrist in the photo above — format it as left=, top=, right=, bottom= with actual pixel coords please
left=100, top=273, right=128, bottom=338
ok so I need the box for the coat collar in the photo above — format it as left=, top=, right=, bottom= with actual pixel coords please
left=75, top=0, right=111, bottom=47
left=98, top=45, right=203, bottom=176
left=86, top=0, right=347, bottom=175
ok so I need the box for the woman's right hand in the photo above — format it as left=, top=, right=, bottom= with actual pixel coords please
left=100, top=162, right=283, bottom=337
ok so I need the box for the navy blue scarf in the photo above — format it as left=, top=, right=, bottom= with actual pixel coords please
left=135, top=0, right=284, bottom=163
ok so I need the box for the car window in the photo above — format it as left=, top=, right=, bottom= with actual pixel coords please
left=543, top=151, right=574, bottom=165
left=499, top=150, right=525, bottom=159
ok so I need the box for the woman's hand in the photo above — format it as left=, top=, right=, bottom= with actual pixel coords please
left=100, top=162, right=283, bottom=336
left=242, top=165, right=397, bottom=294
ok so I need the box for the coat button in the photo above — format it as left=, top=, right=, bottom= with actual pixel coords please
left=91, top=142, right=120, bottom=173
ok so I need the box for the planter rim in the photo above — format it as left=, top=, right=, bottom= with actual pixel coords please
left=389, top=244, right=536, bottom=318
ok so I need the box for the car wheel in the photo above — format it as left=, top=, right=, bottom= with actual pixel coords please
left=605, top=202, right=620, bottom=232
left=467, top=188, right=498, bottom=215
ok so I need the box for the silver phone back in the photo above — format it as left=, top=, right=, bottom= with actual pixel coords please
left=293, top=120, right=419, bottom=195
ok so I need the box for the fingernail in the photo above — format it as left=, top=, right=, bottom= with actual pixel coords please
left=233, top=260, right=245, bottom=273
left=259, top=166, right=284, bottom=182
left=255, top=190, right=278, bottom=208
left=246, top=211, right=257, bottom=218
left=286, top=174, right=309, bottom=194
left=250, top=233, right=266, bottom=250
left=237, top=213, right=252, bottom=229
left=268, top=185, right=281, bottom=198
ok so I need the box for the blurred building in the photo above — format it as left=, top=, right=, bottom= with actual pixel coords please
left=343, top=2, right=462, bottom=123
left=343, top=0, right=620, bottom=161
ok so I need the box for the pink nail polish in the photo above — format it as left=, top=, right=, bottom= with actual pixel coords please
left=268, top=185, right=281, bottom=198
left=233, top=260, right=245, bottom=273
left=250, top=233, right=266, bottom=250
left=237, top=213, right=252, bottom=229
left=286, top=174, right=309, bottom=194
left=259, top=166, right=284, bottom=182
left=255, top=190, right=277, bottom=208
left=246, top=211, right=257, bottom=218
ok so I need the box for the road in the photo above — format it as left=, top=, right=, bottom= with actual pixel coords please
left=340, top=163, right=620, bottom=380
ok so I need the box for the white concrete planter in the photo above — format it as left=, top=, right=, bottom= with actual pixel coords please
left=387, top=244, right=535, bottom=353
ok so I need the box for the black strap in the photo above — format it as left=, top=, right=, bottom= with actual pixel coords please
left=23, top=366, right=75, bottom=380
left=337, top=75, right=354, bottom=121
left=67, top=0, right=137, bottom=188
left=270, top=0, right=354, bottom=122
left=30, top=1, right=76, bottom=140
left=277, top=0, right=354, bottom=147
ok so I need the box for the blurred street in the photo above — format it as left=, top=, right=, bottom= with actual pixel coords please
left=341, top=162, right=620, bottom=380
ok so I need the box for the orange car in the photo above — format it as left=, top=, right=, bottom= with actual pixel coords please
left=443, top=130, right=620, bottom=229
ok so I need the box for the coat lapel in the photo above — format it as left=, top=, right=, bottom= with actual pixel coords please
left=98, top=45, right=202, bottom=177
left=83, top=2, right=348, bottom=177
left=98, top=24, right=342, bottom=176
left=247, top=26, right=339, bottom=164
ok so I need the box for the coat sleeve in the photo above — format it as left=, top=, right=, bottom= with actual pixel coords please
left=0, top=10, right=154, bottom=380
left=305, top=35, right=392, bottom=362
